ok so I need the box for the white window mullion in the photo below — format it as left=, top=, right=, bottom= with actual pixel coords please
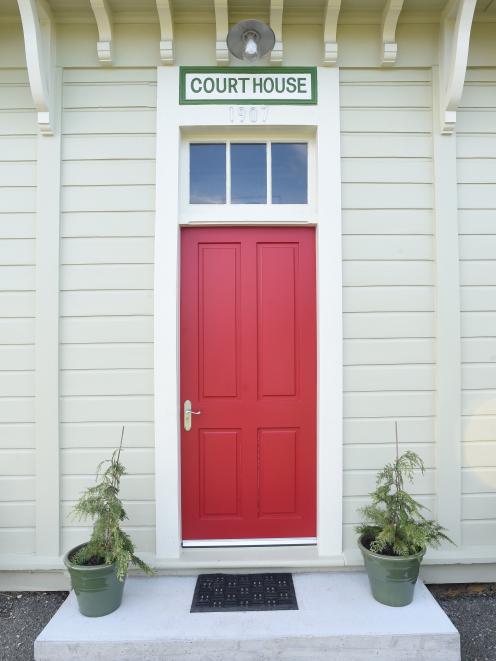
left=267, top=141, right=272, bottom=205
left=226, top=140, right=231, bottom=205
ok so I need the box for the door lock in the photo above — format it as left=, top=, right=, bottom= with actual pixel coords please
left=184, top=400, right=201, bottom=431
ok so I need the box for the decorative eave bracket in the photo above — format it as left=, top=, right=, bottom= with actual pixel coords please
left=381, top=0, right=405, bottom=66
left=323, top=0, right=341, bottom=66
left=439, top=0, right=477, bottom=134
left=156, top=0, right=174, bottom=64
left=16, top=0, right=54, bottom=135
left=214, top=0, right=229, bottom=64
left=270, top=0, right=284, bottom=63
left=89, top=0, right=113, bottom=65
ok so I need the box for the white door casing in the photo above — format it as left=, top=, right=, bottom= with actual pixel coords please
left=154, top=66, right=343, bottom=562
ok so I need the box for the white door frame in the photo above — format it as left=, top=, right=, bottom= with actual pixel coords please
left=154, top=66, right=343, bottom=562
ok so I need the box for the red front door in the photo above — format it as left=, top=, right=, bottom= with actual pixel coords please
left=180, top=227, right=316, bottom=541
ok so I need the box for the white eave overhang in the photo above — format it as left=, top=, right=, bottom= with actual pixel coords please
left=6, top=0, right=494, bottom=136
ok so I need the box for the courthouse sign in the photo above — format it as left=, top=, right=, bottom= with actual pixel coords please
left=180, top=67, right=317, bottom=105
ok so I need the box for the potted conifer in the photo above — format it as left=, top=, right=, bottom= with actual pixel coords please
left=64, top=428, right=153, bottom=617
left=356, top=424, right=453, bottom=607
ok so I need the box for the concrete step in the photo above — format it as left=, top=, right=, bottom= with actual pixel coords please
left=35, top=572, right=460, bottom=661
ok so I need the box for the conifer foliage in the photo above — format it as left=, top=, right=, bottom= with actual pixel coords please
left=70, top=428, right=153, bottom=580
left=357, top=423, right=453, bottom=557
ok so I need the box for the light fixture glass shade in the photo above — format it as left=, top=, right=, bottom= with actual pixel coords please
left=226, top=19, right=276, bottom=62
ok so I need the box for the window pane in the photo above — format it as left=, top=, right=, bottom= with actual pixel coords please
left=272, top=143, right=308, bottom=204
left=231, top=143, right=267, bottom=204
left=190, top=143, right=226, bottom=204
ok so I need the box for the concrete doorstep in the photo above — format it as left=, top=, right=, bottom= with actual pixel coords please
left=35, top=572, right=460, bottom=661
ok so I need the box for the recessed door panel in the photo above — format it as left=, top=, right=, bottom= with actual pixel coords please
left=199, top=244, right=240, bottom=398
left=258, top=244, right=297, bottom=398
left=258, top=428, right=297, bottom=516
left=200, top=430, right=240, bottom=517
left=181, top=227, right=316, bottom=540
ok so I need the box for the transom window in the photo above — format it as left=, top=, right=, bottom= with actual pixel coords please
left=190, top=142, right=308, bottom=205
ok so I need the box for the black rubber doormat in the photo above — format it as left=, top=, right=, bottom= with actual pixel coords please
left=190, top=573, right=298, bottom=612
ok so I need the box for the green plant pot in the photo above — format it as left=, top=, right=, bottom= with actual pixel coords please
left=358, top=536, right=425, bottom=607
left=63, top=543, right=125, bottom=617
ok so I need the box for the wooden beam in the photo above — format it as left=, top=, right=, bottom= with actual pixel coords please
left=323, top=0, right=341, bottom=66
left=381, top=0, right=405, bottom=66
left=156, top=0, right=174, bottom=65
left=270, top=0, right=284, bottom=63
left=16, top=0, right=54, bottom=134
left=439, top=0, right=477, bottom=133
left=214, top=0, right=229, bottom=64
left=89, top=0, right=113, bottom=65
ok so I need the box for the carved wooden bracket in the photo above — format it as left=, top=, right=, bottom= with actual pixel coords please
left=439, top=0, right=477, bottom=134
left=214, top=0, right=229, bottom=64
left=270, top=0, right=284, bottom=63
left=89, top=0, right=113, bottom=65
left=156, top=0, right=174, bottom=64
left=381, top=0, right=405, bottom=66
left=323, top=0, right=341, bottom=66
left=16, top=0, right=54, bottom=135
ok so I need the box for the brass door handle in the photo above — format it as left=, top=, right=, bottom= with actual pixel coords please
left=184, top=400, right=201, bottom=431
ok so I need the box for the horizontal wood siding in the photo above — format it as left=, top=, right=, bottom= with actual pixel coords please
left=60, top=69, right=157, bottom=554
left=458, top=69, right=496, bottom=546
left=0, top=69, right=36, bottom=554
left=340, top=68, right=435, bottom=551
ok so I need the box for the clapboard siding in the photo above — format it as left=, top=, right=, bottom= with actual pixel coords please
left=344, top=365, right=435, bottom=392
left=344, top=418, right=434, bottom=445
left=60, top=422, right=154, bottom=448
left=61, top=265, right=154, bottom=290
left=344, top=339, right=434, bottom=365
left=458, top=68, right=496, bottom=546
left=62, top=135, right=156, bottom=161
left=0, top=69, right=36, bottom=554
left=61, top=237, right=154, bottom=264
left=340, top=68, right=436, bottom=552
left=59, top=68, right=157, bottom=554
left=61, top=212, right=155, bottom=238
left=60, top=344, right=153, bottom=369
left=62, top=160, right=156, bottom=186
left=61, top=370, right=153, bottom=396
left=60, top=316, right=153, bottom=344
left=0, top=215, right=35, bottom=239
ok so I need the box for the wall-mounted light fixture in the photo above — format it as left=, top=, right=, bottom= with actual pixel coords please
left=226, top=19, right=276, bottom=62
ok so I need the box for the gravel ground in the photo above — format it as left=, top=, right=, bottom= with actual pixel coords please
left=0, top=585, right=494, bottom=661
left=428, top=584, right=496, bottom=661
left=0, top=591, right=67, bottom=661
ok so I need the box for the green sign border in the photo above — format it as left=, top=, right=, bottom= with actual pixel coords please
left=179, top=66, right=317, bottom=105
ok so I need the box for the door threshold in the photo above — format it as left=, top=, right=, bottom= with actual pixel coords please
left=182, top=538, right=317, bottom=548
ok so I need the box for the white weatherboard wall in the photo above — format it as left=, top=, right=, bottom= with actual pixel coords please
left=0, top=15, right=495, bottom=586
left=340, top=68, right=436, bottom=554
left=0, top=68, right=37, bottom=555
left=59, top=68, right=157, bottom=555
left=458, top=68, right=496, bottom=548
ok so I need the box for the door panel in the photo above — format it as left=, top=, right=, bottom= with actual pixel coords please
left=257, top=244, right=297, bottom=398
left=258, top=428, right=297, bottom=516
left=199, top=429, right=240, bottom=516
left=180, top=227, right=316, bottom=540
left=199, top=244, right=240, bottom=398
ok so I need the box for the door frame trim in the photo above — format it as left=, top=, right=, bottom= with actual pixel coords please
left=154, top=66, right=343, bottom=562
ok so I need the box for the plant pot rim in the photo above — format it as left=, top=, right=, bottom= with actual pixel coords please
left=63, top=542, right=115, bottom=572
left=358, top=535, right=425, bottom=561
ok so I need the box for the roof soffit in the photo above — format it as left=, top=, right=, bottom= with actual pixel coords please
left=2, top=0, right=496, bottom=24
